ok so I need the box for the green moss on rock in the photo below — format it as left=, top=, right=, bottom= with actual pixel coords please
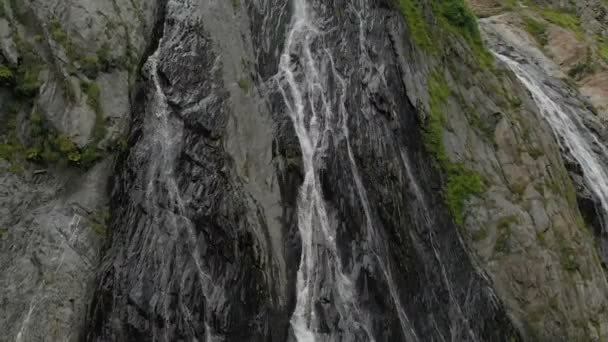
left=424, top=71, right=487, bottom=226
left=394, top=0, right=434, bottom=51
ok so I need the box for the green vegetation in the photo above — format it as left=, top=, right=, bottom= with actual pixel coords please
left=498, top=215, right=519, bottom=230
left=0, top=65, right=14, bottom=83
left=568, top=62, right=595, bottom=80
left=536, top=231, right=546, bottom=247
left=440, top=0, right=478, bottom=40
left=424, top=71, right=487, bottom=226
left=0, top=106, right=26, bottom=174
left=12, top=37, right=44, bottom=97
left=504, top=0, right=518, bottom=11
left=0, top=104, right=104, bottom=171
left=494, top=215, right=518, bottom=253
left=437, top=0, right=493, bottom=68
left=82, top=82, right=107, bottom=143
left=51, top=20, right=103, bottom=78
left=231, top=0, right=240, bottom=10
left=445, top=164, right=487, bottom=225
left=394, top=0, right=433, bottom=51
left=394, top=0, right=492, bottom=67
left=599, top=37, right=608, bottom=63
left=16, top=63, right=42, bottom=96
left=97, top=43, right=112, bottom=70
left=539, top=8, right=583, bottom=40
left=528, top=147, right=544, bottom=160
left=523, top=17, right=548, bottom=46
left=566, top=48, right=597, bottom=80
left=238, top=77, right=251, bottom=93
left=50, top=20, right=78, bottom=60
left=80, top=55, right=100, bottom=77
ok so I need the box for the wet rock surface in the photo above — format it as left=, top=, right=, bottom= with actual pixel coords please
left=86, top=0, right=519, bottom=340
left=0, top=0, right=606, bottom=341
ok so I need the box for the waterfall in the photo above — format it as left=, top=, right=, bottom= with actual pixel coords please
left=143, top=41, right=220, bottom=341
left=277, top=1, right=418, bottom=340
left=277, top=1, right=369, bottom=340
left=495, top=52, right=608, bottom=257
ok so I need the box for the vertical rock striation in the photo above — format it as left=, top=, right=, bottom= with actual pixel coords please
left=87, top=0, right=519, bottom=340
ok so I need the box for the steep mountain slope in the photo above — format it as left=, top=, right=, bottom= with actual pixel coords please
left=0, top=0, right=605, bottom=341
left=86, top=0, right=518, bottom=340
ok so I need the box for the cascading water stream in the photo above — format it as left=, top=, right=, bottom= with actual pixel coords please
left=495, top=52, right=608, bottom=239
left=277, top=1, right=418, bottom=340
left=277, top=2, right=369, bottom=340
left=143, top=41, right=220, bottom=341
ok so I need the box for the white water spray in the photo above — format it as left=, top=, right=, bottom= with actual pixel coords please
left=277, top=1, right=371, bottom=340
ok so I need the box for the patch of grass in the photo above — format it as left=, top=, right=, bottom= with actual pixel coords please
left=82, top=82, right=107, bottom=143
left=0, top=144, right=18, bottom=160
left=50, top=20, right=71, bottom=54
left=0, top=65, right=13, bottom=83
left=50, top=20, right=79, bottom=60
left=97, top=43, right=112, bottom=70
left=79, top=55, right=100, bottom=78
left=13, top=36, right=44, bottom=97
left=424, top=71, right=487, bottom=225
left=3, top=107, right=104, bottom=170
left=540, top=9, right=584, bottom=40
left=469, top=109, right=495, bottom=142
left=568, top=62, right=595, bottom=80
left=494, top=215, right=518, bottom=253
left=51, top=19, right=103, bottom=78
left=537, top=231, right=546, bottom=247
left=440, top=0, right=479, bottom=40
left=16, top=64, right=42, bottom=96
left=238, top=77, right=251, bottom=93
left=445, top=164, right=487, bottom=225
left=437, top=0, right=493, bottom=68
left=423, top=71, right=451, bottom=165
left=523, top=16, right=548, bottom=46
left=394, top=0, right=434, bottom=51
left=394, top=0, right=492, bottom=67
left=498, top=215, right=519, bottom=230
left=231, top=0, right=240, bottom=10
left=528, top=147, right=544, bottom=159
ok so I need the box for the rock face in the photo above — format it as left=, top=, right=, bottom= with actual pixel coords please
left=0, top=0, right=158, bottom=341
left=85, top=0, right=520, bottom=340
left=0, top=0, right=606, bottom=341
